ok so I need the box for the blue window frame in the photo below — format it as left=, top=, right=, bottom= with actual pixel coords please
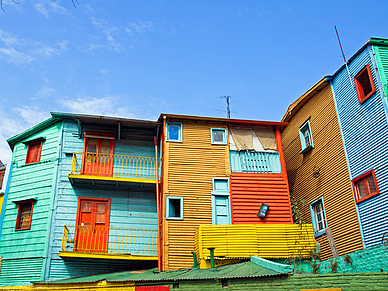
left=309, top=197, right=327, bottom=236
left=166, top=196, right=183, bottom=220
left=167, top=122, right=182, bottom=142
left=211, top=128, right=227, bottom=145
left=299, top=120, right=313, bottom=154
left=211, top=178, right=231, bottom=225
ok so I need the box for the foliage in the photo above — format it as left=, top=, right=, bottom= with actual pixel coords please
left=290, top=194, right=306, bottom=227
left=343, top=254, right=353, bottom=266
left=329, top=260, right=338, bottom=273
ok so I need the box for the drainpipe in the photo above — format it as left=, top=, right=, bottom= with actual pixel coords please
left=191, top=251, right=198, bottom=268
left=154, top=136, right=161, bottom=272
left=208, top=248, right=215, bottom=270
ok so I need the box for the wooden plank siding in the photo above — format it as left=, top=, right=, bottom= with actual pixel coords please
left=0, top=121, right=62, bottom=286
left=161, top=118, right=230, bottom=271
left=231, top=173, right=292, bottom=224
left=281, top=83, right=363, bottom=260
left=47, top=119, right=158, bottom=281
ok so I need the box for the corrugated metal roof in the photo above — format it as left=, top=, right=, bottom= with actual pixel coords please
left=36, top=257, right=290, bottom=285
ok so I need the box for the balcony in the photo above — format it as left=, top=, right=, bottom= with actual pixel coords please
left=59, top=225, right=158, bottom=261
left=195, top=224, right=315, bottom=269
left=69, top=152, right=160, bottom=185
left=230, top=150, right=281, bottom=173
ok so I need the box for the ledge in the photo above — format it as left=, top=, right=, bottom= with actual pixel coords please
left=59, top=251, right=158, bottom=261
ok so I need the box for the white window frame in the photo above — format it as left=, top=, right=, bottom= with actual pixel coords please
left=299, top=120, right=313, bottom=154
left=166, top=122, right=182, bottom=142
left=166, top=196, right=183, bottom=220
left=211, top=128, right=227, bottom=145
left=310, top=197, right=327, bottom=236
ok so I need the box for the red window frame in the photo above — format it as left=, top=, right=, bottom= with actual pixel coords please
left=25, top=140, right=43, bottom=164
left=15, top=200, right=34, bottom=231
left=352, top=169, right=379, bottom=203
left=354, top=64, right=376, bottom=104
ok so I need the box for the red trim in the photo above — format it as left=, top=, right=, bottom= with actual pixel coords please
left=352, top=169, right=380, bottom=204
left=15, top=200, right=34, bottom=231
left=354, top=64, right=376, bottom=104
left=75, top=197, right=111, bottom=228
left=275, top=126, right=293, bottom=222
left=25, top=140, right=43, bottom=165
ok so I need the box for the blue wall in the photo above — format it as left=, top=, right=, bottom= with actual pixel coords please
left=45, top=119, right=158, bottom=281
left=331, top=46, right=388, bottom=248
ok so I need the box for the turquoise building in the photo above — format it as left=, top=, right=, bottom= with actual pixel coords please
left=0, top=113, right=160, bottom=285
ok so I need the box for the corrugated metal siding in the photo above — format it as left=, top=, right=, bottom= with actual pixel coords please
left=47, top=119, right=158, bottom=281
left=195, top=224, right=315, bottom=268
left=0, top=121, right=62, bottom=285
left=332, top=46, right=388, bottom=248
left=162, top=119, right=229, bottom=271
left=373, top=45, right=388, bottom=101
left=281, top=84, right=363, bottom=258
left=0, top=258, right=44, bottom=286
left=231, top=173, right=292, bottom=224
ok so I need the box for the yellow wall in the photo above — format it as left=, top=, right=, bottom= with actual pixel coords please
left=281, top=83, right=363, bottom=260
left=161, top=118, right=230, bottom=270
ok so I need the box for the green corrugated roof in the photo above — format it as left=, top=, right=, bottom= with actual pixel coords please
left=36, top=257, right=291, bottom=285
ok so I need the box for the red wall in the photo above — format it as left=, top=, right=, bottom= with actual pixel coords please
left=136, top=286, right=170, bottom=291
left=230, top=173, right=293, bottom=224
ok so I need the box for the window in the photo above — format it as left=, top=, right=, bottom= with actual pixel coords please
left=166, top=122, right=182, bottom=142
left=211, top=128, right=227, bottom=145
left=25, top=140, right=43, bottom=164
left=354, top=64, right=376, bottom=104
left=15, top=200, right=34, bottom=231
left=352, top=169, right=379, bottom=203
left=310, top=197, right=326, bottom=235
left=166, top=196, right=183, bottom=220
left=299, top=120, right=313, bottom=154
left=82, top=134, right=115, bottom=176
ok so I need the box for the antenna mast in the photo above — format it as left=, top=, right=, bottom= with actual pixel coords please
left=221, top=95, right=231, bottom=119
left=334, top=26, right=354, bottom=87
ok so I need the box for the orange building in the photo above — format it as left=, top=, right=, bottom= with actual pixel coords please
left=281, top=78, right=364, bottom=260
left=158, top=114, right=297, bottom=270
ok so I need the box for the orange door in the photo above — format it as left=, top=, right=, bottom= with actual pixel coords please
left=75, top=198, right=111, bottom=253
left=82, top=138, right=114, bottom=176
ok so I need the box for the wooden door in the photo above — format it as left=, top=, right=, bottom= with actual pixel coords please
left=82, top=138, right=114, bottom=176
left=75, top=198, right=110, bottom=253
left=213, top=195, right=231, bottom=225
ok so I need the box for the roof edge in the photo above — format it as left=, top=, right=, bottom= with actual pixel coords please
left=281, top=77, right=329, bottom=123
left=6, top=116, right=59, bottom=151
left=250, top=256, right=292, bottom=273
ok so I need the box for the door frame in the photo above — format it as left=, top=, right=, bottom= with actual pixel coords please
left=81, top=132, right=115, bottom=176
left=74, top=197, right=111, bottom=252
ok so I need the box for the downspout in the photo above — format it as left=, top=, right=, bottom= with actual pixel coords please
left=154, top=135, right=161, bottom=272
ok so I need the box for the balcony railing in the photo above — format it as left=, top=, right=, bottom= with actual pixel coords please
left=70, top=152, right=160, bottom=181
left=230, top=150, right=281, bottom=173
left=61, top=225, right=157, bottom=256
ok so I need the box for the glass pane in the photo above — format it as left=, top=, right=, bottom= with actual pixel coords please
left=303, top=129, right=311, bottom=146
left=87, top=138, right=98, bottom=153
left=82, top=202, right=92, bottom=212
left=18, top=203, right=32, bottom=229
left=356, top=180, right=367, bottom=199
left=169, top=125, right=180, bottom=140
left=213, top=130, right=225, bottom=143
left=96, top=203, right=106, bottom=224
left=169, top=198, right=181, bottom=218
left=214, top=179, right=228, bottom=191
left=367, top=176, right=377, bottom=194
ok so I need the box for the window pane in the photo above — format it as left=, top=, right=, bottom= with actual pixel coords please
left=82, top=202, right=92, bottom=212
left=312, top=200, right=325, bottom=232
left=168, top=125, right=180, bottom=140
left=214, top=179, right=228, bottom=191
left=356, top=180, right=367, bottom=199
left=213, top=130, right=225, bottom=143
left=367, top=176, right=377, bottom=194
left=96, top=203, right=106, bottom=223
left=18, top=203, right=32, bottom=229
left=169, top=198, right=181, bottom=218
left=303, top=129, right=311, bottom=146
left=358, top=70, right=373, bottom=97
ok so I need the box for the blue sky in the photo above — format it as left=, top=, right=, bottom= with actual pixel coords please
left=1, top=0, right=388, bottom=165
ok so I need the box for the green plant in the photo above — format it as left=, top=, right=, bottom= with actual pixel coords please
left=329, top=260, right=338, bottom=273
left=343, top=254, right=353, bottom=266
left=290, top=194, right=306, bottom=227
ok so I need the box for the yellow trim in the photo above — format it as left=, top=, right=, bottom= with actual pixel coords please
left=68, top=174, right=158, bottom=184
left=59, top=251, right=158, bottom=261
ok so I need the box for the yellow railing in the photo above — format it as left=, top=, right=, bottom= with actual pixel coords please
left=195, top=224, right=316, bottom=269
left=61, top=225, right=157, bottom=255
left=70, top=152, right=160, bottom=180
